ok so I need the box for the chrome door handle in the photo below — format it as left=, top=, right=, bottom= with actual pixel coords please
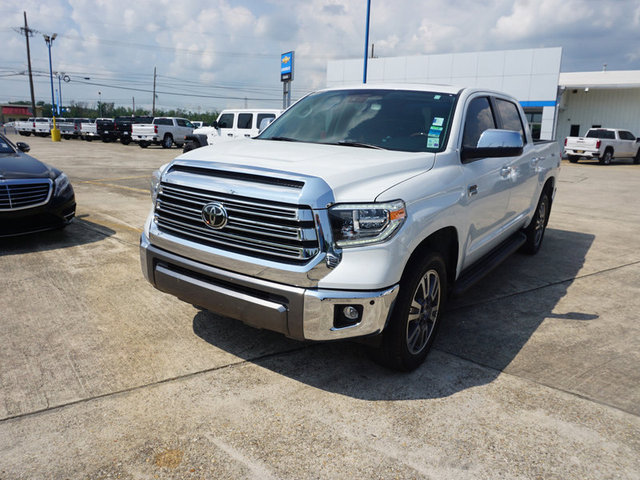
left=531, top=157, right=543, bottom=166
left=500, top=166, right=511, bottom=177
left=468, top=184, right=478, bottom=196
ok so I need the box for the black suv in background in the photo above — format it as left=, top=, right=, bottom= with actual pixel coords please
left=99, top=116, right=153, bottom=144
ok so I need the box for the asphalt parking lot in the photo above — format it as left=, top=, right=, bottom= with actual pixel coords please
left=1, top=134, right=639, bottom=479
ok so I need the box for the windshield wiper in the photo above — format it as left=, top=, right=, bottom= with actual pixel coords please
left=333, top=141, right=386, bottom=150
left=267, top=136, right=298, bottom=142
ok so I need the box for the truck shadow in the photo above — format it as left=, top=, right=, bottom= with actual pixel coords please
left=0, top=216, right=115, bottom=256
left=193, top=227, right=595, bottom=401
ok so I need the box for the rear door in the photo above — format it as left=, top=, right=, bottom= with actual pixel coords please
left=493, top=97, right=539, bottom=225
left=236, top=112, right=254, bottom=138
left=617, top=130, right=636, bottom=157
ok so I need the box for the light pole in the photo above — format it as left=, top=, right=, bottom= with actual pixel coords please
left=43, top=33, right=60, bottom=141
left=98, top=91, right=102, bottom=117
left=55, top=72, right=69, bottom=116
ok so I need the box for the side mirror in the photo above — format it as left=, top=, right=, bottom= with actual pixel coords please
left=16, top=142, right=30, bottom=153
left=211, top=121, right=219, bottom=129
left=461, top=129, right=524, bottom=162
left=259, top=118, right=274, bottom=132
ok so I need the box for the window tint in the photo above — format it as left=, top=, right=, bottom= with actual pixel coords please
left=217, top=113, right=234, bottom=129
left=619, top=130, right=635, bottom=140
left=176, top=119, right=187, bottom=127
left=495, top=99, right=525, bottom=142
left=260, top=89, right=457, bottom=152
left=237, top=113, right=253, bottom=129
left=462, top=97, right=495, bottom=148
left=586, top=129, right=615, bottom=139
left=257, top=113, right=276, bottom=128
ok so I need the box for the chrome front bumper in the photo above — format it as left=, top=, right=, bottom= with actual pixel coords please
left=140, top=234, right=398, bottom=341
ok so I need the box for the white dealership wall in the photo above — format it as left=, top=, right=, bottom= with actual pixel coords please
left=556, top=71, right=640, bottom=142
left=327, top=47, right=562, bottom=140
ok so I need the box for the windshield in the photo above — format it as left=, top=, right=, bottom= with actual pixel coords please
left=259, top=89, right=457, bottom=152
left=0, top=135, right=16, bottom=154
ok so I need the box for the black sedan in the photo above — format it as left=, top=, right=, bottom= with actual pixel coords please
left=0, top=133, right=76, bottom=236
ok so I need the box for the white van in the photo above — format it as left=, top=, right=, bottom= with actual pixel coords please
left=183, top=108, right=281, bottom=152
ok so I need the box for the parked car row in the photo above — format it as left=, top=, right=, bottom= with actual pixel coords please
left=11, top=110, right=283, bottom=151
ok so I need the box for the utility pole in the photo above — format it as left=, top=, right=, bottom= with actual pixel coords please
left=21, top=12, right=37, bottom=117
left=152, top=67, right=157, bottom=116
left=132, top=97, right=135, bottom=115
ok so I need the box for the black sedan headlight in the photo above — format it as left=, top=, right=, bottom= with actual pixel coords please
left=54, top=173, right=70, bottom=195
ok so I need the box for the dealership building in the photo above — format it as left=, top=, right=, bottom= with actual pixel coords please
left=327, top=47, right=640, bottom=142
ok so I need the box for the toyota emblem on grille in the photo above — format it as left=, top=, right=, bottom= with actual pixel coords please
left=201, top=202, right=228, bottom=229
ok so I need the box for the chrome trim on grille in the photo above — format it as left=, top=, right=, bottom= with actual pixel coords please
left=0, top=179, right=52, bottom=211
left=154, top=182, right=320, bottom=263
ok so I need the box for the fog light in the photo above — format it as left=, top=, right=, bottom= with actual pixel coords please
left=343, top=306, right=360, bottom=320
left=333, top=304, right=363, bottom=329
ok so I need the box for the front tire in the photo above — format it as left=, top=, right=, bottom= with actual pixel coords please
left=374, top=252, right=447, bottom=371
left=120, top=136, right=131, bottom=145
left=634, top=149, right=640, bottom=165
left=521, top=190, right=550, bottom=255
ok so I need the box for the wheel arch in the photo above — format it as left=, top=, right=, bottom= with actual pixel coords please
left=403, top=226, right=459, bottom=289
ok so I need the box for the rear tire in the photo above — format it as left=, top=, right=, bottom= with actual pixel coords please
left=139, top=141, right=149, bottom=148
left=120, top=136, right=131, bottom=145
left=372, top=252, right=447, bottom=371
left=599, top=149, right=613, bottom=165
left=568, top=155, right=579, bottom=163
left=521, top=190, right=550, bottom=255
left=634, top=149, right=640, bottom=165
left=162, top=134, right=173, bottom=149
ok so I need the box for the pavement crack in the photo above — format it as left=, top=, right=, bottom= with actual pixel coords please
left=0, top=344, right=314, bottom=425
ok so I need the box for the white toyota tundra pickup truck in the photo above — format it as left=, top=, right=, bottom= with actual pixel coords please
left=564, top=128, right=640, bottom=165
left=140, top=84, right=560, bottom=370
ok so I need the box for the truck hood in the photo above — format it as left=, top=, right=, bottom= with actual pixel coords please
left=178, top=139, right=435, bottom=203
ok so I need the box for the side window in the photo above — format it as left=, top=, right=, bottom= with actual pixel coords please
left=257, top=113, right=276, bottom=128
left=237, top=113, right=253, bottom=129
left=463, top=97, right=496, bottom=148
left=619, top=131, right=635, bottom=141
left=217, top=113, right=234, bottom=129
left=495, top=98, right=525, bottom=143
left=176, top=119, right=187, bottom=127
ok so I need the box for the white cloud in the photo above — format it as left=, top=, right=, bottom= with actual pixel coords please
left=1, top=0, right=640, bottom=110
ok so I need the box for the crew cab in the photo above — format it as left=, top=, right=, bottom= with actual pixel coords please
left=58, top=118, right=90, bottom=140
left=183, top=109, right=281, bottom=152
left=564, top=128, right=640, bottom=165
left=141, top=85, right=560, bottom=371
left=132, top=117, right=195, bottom=149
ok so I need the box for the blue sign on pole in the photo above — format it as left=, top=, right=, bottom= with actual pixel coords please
left=281, top=51, right=294, bottom=82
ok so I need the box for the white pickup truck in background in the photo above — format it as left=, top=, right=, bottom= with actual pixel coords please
left=564, top=128, right=640, bottom=165
left=131, top=117, right=195, bottom=149
left=141, top=85, right=560, bottom=371
left=15, top=118, right=35, bottom=136
left=183, top=108, right=281, bottom=152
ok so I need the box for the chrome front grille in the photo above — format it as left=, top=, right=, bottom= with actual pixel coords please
left=155, top=182, right=320, bottom=264
left=0, top=179, right=52, bottom=211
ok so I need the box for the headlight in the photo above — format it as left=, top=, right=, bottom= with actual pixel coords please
left=54, top=173, right=70, bottom=194
left=329, top=200, right=406, bottom=247
left=150, top=163, right=170, bottom=202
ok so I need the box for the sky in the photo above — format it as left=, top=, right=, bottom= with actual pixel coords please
left=1, top=0, right=640, bottom=114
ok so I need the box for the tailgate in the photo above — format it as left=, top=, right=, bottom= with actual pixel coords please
left=566, top=137, right=597, bottom=150
left=132, top=124, right=155, bottom=135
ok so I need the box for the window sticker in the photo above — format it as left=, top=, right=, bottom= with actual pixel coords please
left=427, top=138, right=440, bottom=148
left=428, top=125, right=443, bottom=137
left=432, top=117, right=444, bottom=127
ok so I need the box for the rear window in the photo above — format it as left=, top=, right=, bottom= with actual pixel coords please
left=154, top=118, right=173, bottom=126
left=586, top=129, right=615, bottom=139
